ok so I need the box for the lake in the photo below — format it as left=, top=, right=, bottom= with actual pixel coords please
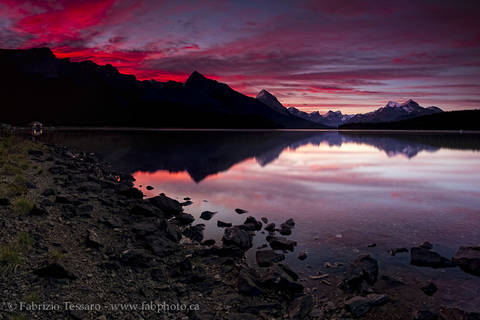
left=40, top=129, right=480, bottom=309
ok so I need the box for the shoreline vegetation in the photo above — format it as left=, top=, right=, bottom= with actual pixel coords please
left=1, top=132, right=480, bottom=320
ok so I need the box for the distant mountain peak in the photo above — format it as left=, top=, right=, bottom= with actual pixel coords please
left=187, top=70, right=207, bottom=82
left=256, top=89, right=290, bottom=115
left=386, top=101, right=401, bottom=108
left=401, top=99, right=418, bottom=106
left=256, top=89, right=274, bottom=99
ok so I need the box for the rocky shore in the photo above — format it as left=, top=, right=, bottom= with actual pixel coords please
left=0, top=135, right=479, bottom=320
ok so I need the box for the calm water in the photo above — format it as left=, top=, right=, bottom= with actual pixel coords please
left=41, top=130, right=480, bottom=308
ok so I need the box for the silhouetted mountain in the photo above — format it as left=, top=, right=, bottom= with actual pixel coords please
left=0, top=48, right=323, bottom=129
left=340, top=110, right=480, bottom=130
left=256, top=89, right=290, bottom=115
left=39, top=130, right=480, bottom=182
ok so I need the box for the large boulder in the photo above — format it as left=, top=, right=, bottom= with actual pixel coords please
left=267, top=236, right=297, bottom=251
left=341, top=255, right=379, bottom=291
left=256, top=250, right=285, bottom=267
left=148, top=193, right=182, bottom=215
left=410, top=247, right=455, bottom=268
left=452, top=246, right=480, bottom=276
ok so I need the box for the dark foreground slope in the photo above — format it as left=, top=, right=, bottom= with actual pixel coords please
left=0, top=48, right=322, bottom=129
left=340, top=110, right=480, bottom=131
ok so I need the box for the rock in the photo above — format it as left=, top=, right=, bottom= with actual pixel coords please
left=259, top=265, right=304, bottom=294
left=202, top=239, right=215, bottom=246
left=256, top=250, right=285, bottom=267
left=28, top=149, right=44, bottom=157
left=341, top=255, right=379, bottom=291
left=48, top=166, right=67, bottom=175
left=200, top=211, right=216, bottom=220
left=388, top=247, right=409, bottom=256
left=149, top=237, right=177, bottom=257
left=55, top=195, right=72, bottom=204
left=181, top=200, right=193, bottom=206
left=33, top=263, right=77, bottom=279
left=183, top=224, right=205, bottom=242
left=267, top=236, right=297, bottom=251
left=146, top=185, right=154, bottom=190
left=413, top=310, right=439, bottom=320
left=117, top=186, right=143, bottom=199
left=439, top=307, right=480, bottom=320
left=217, top=220, right=232, bottom=228
left=261, top=217, right=268, bottom=224
left=41, top=188, right=56, bottom=196
left=368, top=243, right=376, bottom=247
left=237, top=273, right=263, bottom=296
left=130, top=204, right=155, bottom=217
left=235, top=208, right=248, bottom=214
left=148, top=193, right=182, bottom=215
left=380, top=275, right=406, bottom=288
left=289, top=295, right=313, bottom=319
left=421, top=282, right=437, bottom=296
left=410, top=247, right=455, bottom=268
left=367, top=293, right=390, bottom=306
left=284, top=218, right=295, bottom=227
left=162, top=220, right=183, bottom=242
left=264, top=223, right=275, bottom=232
left=298, top=251, right=307, bottom=260
left=278, top=263, right=300, bottom=281
left=86, top=229, right=103, bottom=248
left=226, top=313, right=257, bottom=320
left=176, top=213, right=195, bottom=225
left=0, top=198, right=10, bottom=206
left=243, top=216, right=262, bottom=231
left=77, top=182, right=101, bottom=193
left=120, top=249, right=153, bottom=268
left=29, top=205, right=48, bottom=216
left=131, top=223, right=157, bottom=237
left=420, top=241, right=433, bottom=250
left=452, top=246, right=480, bottom=276
left=222, top=227, right=253, bottom=250
left=279, top=227, right=292, bottom=236
left=344, top=296, right=371, bottom=317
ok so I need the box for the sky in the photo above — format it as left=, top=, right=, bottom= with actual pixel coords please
left=1, top=0, right=480, bottom=113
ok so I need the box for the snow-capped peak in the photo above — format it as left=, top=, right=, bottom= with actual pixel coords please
left=386, top=101, right=401, bottom=108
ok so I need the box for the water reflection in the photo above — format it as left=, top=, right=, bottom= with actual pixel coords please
left=40, top=130, right=480, bottom=182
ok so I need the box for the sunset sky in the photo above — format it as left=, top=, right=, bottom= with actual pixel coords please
left=1, top=0, right=479, bottom=113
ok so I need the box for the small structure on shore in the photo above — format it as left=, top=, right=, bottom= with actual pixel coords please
left=30, top=121, right=43, bottom=137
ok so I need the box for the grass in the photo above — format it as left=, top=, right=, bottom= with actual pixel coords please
left=12, top=197, right=34, bottom=214
left=0, top=232, right=33, bottom=273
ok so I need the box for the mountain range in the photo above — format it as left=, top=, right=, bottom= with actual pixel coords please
left=0, top=47, right=446, bottom=129
left=256, top=89, right=443, bottom=128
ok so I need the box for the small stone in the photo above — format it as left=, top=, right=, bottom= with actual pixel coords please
left=388, top=247, right=409, bottom=256
left=29, top=205, right=48, bottom=216
left=86, top=229, right=103, bottom=248
left=200, top=211, right=216, bottom=220
left=33, top=263, right=77, bottom=279
left=410, top=247, right=455, bottom=268
left=298, top=251, right=307, bottom=260
left=452, top=246, right=480, bottom=276
left=368, top=243, right=376, bottom=247
left=367, top=293, right=390, bottom=306
left=256, top=250, right=285, bottom=267
left=267, top=236, right=297, bottom=251
left=261, top=217, right=268, bottom=224
left=345, top=296, right=371, bottom=317
left=264, top=223, right=275, bottom=232
left=235, top=208, right=248, bottom=214
left=238, top=273, right=263, bottom=296
left=217, top=220, right=232, bottom=228
left=421, top=282, right=437, bottom=296
left=146, top=185, right=154, bottom=190
left=288, top=295, right=313, bottom=320
left=413, top=310, right=439, bottom=320
left=42, top=188, right=56, bottom=196
left=419, top=241, right=433, bottom=250
left=0, top=198, right=10, bottom=206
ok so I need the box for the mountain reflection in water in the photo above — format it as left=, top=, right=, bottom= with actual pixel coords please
left=40, top=130, right=480, bottom=182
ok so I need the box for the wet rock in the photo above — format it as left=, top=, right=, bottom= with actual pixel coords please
left=261, top=217, right=268, bottom=224
left=413, top=310, right=439, bottom=320
left=264, top=223, right=275, bottom=232
left=41, top=188, right=56, bottom=196
left=284, top=218, right=295, bottom=227
left=33, top=263, right=77, bottom=279
left=181, top=200, right=193, bottom=206
left=267, top=236, right=297, bottom=251
left=222, top=227, right=253, bottom=250
left=341, top=255, right=379, bottom=291
left=388, top=247, right=409, bottom=256
left=345, top=296, right=371, bottom=317
left=452, top=246, right=480, bottom=276
left=380, top=275, right=406, bottom=288
left=420, top=241, right=433, bottom=250
left=0, top=198, right=10, bottom=206
left=235, top=208, right=248, bottom=214
left=237, top=273, right=263, bottom=296
left=279, top=227, right=292, bottom=236
left=259, top=265, right=304, bottom=294
left=200, top=211, right=216, bottom=220
left=148, top=193, right=182, bottom=215
left=146, top=185, right=154, bottom=190
left=29, top=205, right=48, bottom=216
left=298, top=251, right=307, bottom=260
left=117, top=186, right=143, bottom=199
left=278, top=263, right=300, bottom=281
left=217, top=220, right=232, bottom=228
left=183, top=224, right=205, bottom=242
left=176, top=213, right=195, bottom=225
left=410, top=247, right=455, bottom=268
left=289, top=294, right=313, bottom=320
left=86, top=229, right=103, bottom=248
left=368, top=243, right=376, bottom=247
left=421, top=282, right=437, bottom=296
left=256, top=250, right=285, bottom=267
left=242, top=216, right=262, bottom=231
